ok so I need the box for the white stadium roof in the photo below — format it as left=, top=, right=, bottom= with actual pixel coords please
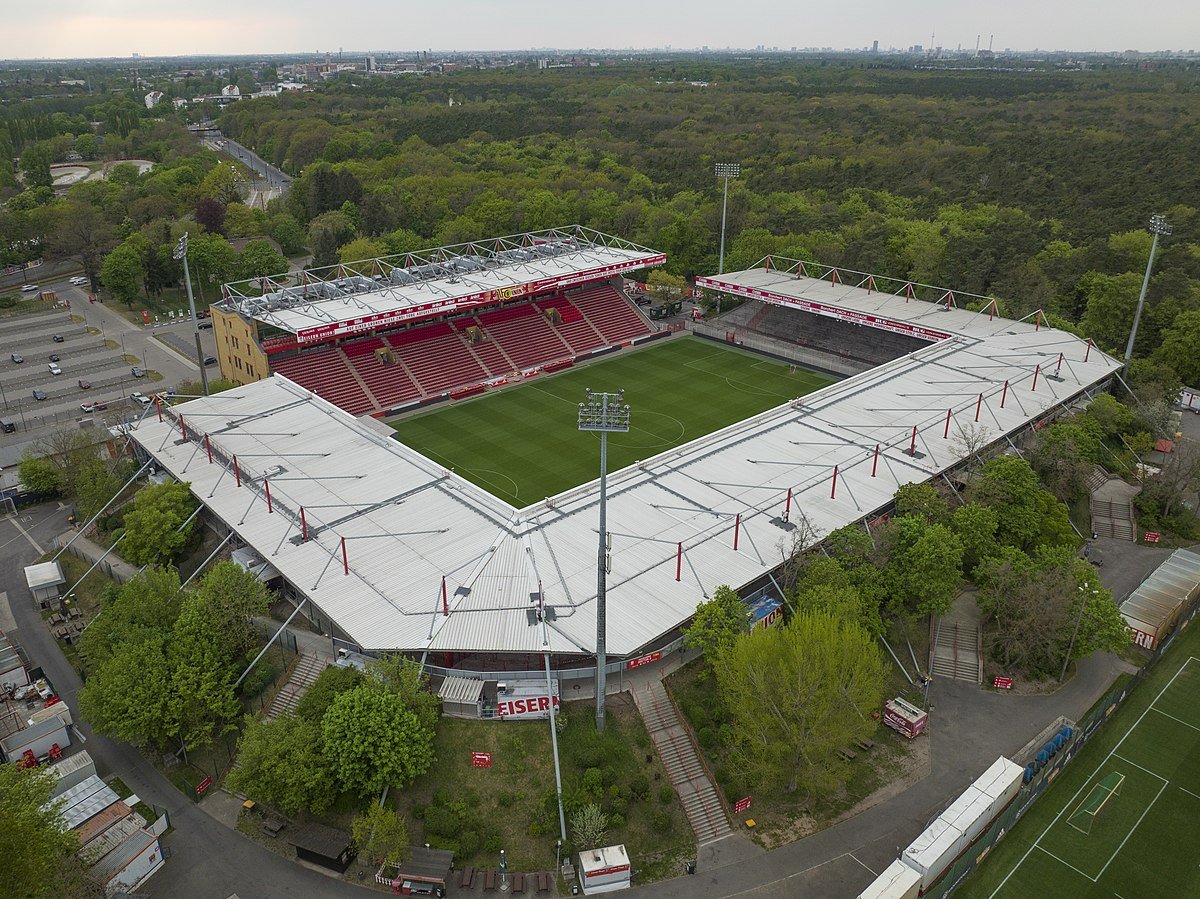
left=218, top=226, right=665, bottom=346
left=134, top=261, right=1122, bottom=658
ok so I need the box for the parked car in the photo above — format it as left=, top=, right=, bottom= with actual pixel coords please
left=68, top=276, right=89, bottom=286
left=10, top=353, right=23, bottom=363
left=130, top=392, right=151, bottom=406
left=48, top=353, right=60, bottom=362
left=48, top=363, right=62, bottom=376
left=52, top=334, right=65, bottom=343
left=20, top=284, right=38, bottom=292
left=80, top=400, right=108, bottom=414
left=32, top=389, right=47, bottom=401
left=198, top=320, right=213, bottom=330
left=203, top=355, right=217, bottom=366
left=78, top=379, right=91, bottom=389
left=131, top=366, right=146, bottom=378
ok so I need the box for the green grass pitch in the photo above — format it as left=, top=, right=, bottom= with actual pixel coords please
left=957, top=620, right=1200, bottom=899
left=389, top=336, right=837, bottom=506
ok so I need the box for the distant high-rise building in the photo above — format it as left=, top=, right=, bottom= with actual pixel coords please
left=871, top=40, right=879, bottom=53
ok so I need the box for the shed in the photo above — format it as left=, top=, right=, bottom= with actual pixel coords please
left=578, top=844, right=631, bottom=894
left=0, top=714, right=70, bottom=763
left=24, top=561, right=65, bottom=607
left=73, top=800, right=139, bottom=847
left=0, top=634, right=30, bottom=687
left=287, top=823, right=356, bottom=872
left=1120, top=549, right=1200, bottom=650
left=53, top=775, right=120, bottom=830
left=438, top=675, right=484, bottom=718
left=87, top=827, right=163, bottom=894
left=48, top=749, right=98, bottom=797
left=376, top=846, right=454, bottom=890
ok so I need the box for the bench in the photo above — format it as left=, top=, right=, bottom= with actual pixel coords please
left=536, top=872, right=551, bottom=892
left=837, top=746, right=857, bottom=762
left=459, top=867, right=475, bottom=889
left=855, top=738, right=876, bottom=751
left=260, top=817, right=286, bottom=837
left=484, top=869, right=497, bottom=891
left=511, top=872, right=525, bottom=893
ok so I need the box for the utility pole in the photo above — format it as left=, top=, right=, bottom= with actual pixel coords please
left=577, top=389, right=630, bottom=731
left=714, top=163, right=740, bottom=275
left=174, top=233, right=209, bottom=396
left=1123, top=214, right=1171, bottom=375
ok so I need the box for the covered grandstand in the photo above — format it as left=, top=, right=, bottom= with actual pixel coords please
left=211, top=226, right=664, bottom=416
left=130, top=254, right=1123, bottom=676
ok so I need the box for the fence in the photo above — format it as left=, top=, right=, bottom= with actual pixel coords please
left=54, top=534, right=132, bottom=584
left=928, top=592, right=1200, bottom=897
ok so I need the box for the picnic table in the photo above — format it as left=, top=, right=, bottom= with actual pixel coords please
left=837, top=746, right=857, bottom=761
left=260, top=817, right=286, bottom=837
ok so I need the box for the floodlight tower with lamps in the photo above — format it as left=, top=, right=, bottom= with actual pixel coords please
left=173, top=232, right=209, bottom=396
left=577, top=388, right=630, bottom=732
left=715, top=162, right=740, bottom=275
left=1123, top=214, right=1171, bottom=375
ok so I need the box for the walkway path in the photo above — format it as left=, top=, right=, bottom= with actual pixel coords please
left=930, top=593, right=983, bottom=684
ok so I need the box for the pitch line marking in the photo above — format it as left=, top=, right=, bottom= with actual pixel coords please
left=1109, top=755, right=1168, bottom=783
left=848, top=853, right=877, bottom=877
left=1179, top=786, right=1200, bottom=802
left=1035, top=845, right=1099, bottom=882
left=1149, top=706, right=1200, bottom=733
left=1094, top=779, right=1169, bottom=882
left=986, top=656, right=1198, bottom=899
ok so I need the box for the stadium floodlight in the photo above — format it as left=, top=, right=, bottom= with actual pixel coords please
left=1123, top=214, right=1171, bottom=375
left=578, top=388, right=631, bottom=732
left=173, top=233, right=209, bottom=397
left=715, top=163, right=741, bottom=275
left=1060, top=585, right=1100, bottom=683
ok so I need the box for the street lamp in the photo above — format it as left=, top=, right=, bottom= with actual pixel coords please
left=1123, top=214, right=1171, bottom=375
left=714, top=162, right=741, bottom=275
left=173, top=232, right=209, bottom=396
left=1060, top=585, right=1101, bottom=683
left=578, top=389, right=630, bottom=732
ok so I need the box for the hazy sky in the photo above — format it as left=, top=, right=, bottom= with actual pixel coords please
left=10, top=0, right=1200, bottom=59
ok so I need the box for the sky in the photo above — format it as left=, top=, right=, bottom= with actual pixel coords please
left=9, top=0, right=1200, bottom=59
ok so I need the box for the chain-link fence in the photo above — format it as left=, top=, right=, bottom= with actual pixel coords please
left=926, top=594, right=1200, bottom=897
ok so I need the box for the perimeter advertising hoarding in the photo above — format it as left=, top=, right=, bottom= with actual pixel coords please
left=695, top=276, right=953, bottom=343
left=294, top=254, right=666, bottom=346
left=496, top=680, right=562, bottom=720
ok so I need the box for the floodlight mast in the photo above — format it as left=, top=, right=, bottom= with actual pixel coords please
left=577, top=388, right=631, bottom=732
left=173, top=232, right=209, bottom=396
left=715, top=162, right=741, bottom=275
left=1123, top=214, right=1171, bottom=375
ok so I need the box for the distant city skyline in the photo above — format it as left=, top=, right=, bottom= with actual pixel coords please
left=7, top=1, right=1199, bottom=60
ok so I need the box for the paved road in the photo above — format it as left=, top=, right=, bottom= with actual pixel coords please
left=0, top=502, right=375, bottom=899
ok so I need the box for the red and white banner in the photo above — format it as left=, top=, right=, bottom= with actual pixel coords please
left=497, top=694, right=560, bottom=719
left=626, top=651, right=661, bottom=670
left=584, top=865, right=631, bottom=879
left=471, top=751, right=492, bottom=767
left=734, top=796, right=752, bottom=813
left=695, top=276, right=952, bottom=343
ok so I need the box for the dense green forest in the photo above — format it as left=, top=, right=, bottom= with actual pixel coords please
left=3, top=60, right=1200, bottom=380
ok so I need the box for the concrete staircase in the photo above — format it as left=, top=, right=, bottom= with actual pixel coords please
left=930, top=597, right=983, bottom=684
left=634, top=681, right=733, bottom=846
left=1091, top=498, right=1135, bottom=541
left=264, top=653, right=329, bottom=721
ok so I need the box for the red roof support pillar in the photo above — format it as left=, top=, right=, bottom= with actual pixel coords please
left=1001, top=380, right=1009, bottom=409
left=943, top=407, right=952, bottom=439
left=1084, top=338, right=1092, bottom=363
left=733, top=513, right=741, bottom=551
left=300, top=506, right=308, bottom=542
left=871, top=444, right=880, bottom=477
left=975, top=392, right=983, bottom=422
left=909, top=425, right=917, bottom=455
left=1056, top=351, right=1064, bottom=375
left=1035, top=310, right=1043, bottom=331
left=989, top=300, right=996, bottom=321
left=442, top=576, right=449, bottom=616
left=233, top=455, right=241, bottom=487
left=675, top=542, right=682, bottom=582
left=783, top=487, right=792, bottom=522
left=341, top=536, right=348, bottom=575
left=830, top=465, right=839, bottom=500
left=264, top=477, right=273, bottom=513
left=205, top=434, right=212, bottom=464
left=1031, top=364, right=1040, bottom=392
left=156, top=400, right=162, bottom=422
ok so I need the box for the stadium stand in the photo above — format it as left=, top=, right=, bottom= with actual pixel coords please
left=474, top=302, right=572, bottom=369
left=534, top=296, right=606, bottom=355
left=270, top=346, right=374, bottom=415
left=385, top=321, right=488, bottom=396
left=571, top=284, right=653, bottom=345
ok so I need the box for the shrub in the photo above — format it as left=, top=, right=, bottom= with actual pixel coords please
left=583, top=768, right=604, bottom=797
left=432, top=788, right=453, bottom=807
left=629, top=774, right=650, bottom=801
left=238, top=657, right=276, bottom=697
left=651, top=810, right=672, bottom=831
left=411, top=803, right=427, bottom=820
left=609, top=796, right=629, bottom=817
left=483, top=826, right=503, bottom=853
left=423, top=806, right=460, bottom=839
left=528, top=821, right=544, bottom=838
left=658, top=785, right=674, bottom=804
left=457, top=830, right=481, bottom=860
left=498, top=791, right=515, bottom=808
left=609, top=813, right=625, bottom=830
left=697, top=726, right=718, bottom=749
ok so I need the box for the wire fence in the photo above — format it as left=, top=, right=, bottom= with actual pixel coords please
left=927, top=593, right=1200, bottom=898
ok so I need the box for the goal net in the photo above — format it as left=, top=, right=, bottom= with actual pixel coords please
left=1067, top=772, right=1125, bottom=834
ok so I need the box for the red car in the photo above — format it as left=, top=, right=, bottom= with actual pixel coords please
left=78, top=379, right=92, bottom=389
left=80, top=400, right=108, bottom=414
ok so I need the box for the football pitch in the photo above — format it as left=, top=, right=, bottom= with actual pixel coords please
left=389, top=336, right=836, bottom=506
left=958, top=621, right=1200, bottom=899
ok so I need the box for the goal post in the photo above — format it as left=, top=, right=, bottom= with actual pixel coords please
left=1067, top=772, right=1125, bottom=834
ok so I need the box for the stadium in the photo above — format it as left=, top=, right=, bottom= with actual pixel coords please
left=128, top=225, right=1123, bottom=681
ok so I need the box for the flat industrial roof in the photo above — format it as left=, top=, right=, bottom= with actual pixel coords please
left=132, top=263, right=1122, bottom=657
left=219, top=227, right=664, bottom=344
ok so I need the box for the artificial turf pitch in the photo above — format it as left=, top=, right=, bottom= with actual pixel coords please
left=956, top=619, right=1200, bottom=899
left=389, top=336, right=836, bottom=506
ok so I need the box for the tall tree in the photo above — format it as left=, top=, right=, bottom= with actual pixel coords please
left=352, top=803, right=411, bottom=868
left=320, top=684, right=436, bottom=797
left=44, top=200, right=117, bottom=291
left=685, top=585, right=749, bottom=670
left=227, top=714, right=340, bottom=815
left=118, top=480, right=197, bottom=566
left=716, top=610, right=887, bottom=795
left=0, top=764, right=97, bottom=899
left=880, top=516, right=964, bottom=617
left=967, top=455, right=1045, bottom=549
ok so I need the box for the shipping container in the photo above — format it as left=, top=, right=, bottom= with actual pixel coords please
left=88, top=828, right=163, bottom=895
left=578, top=844, right=631, bottom=895
left=0, top=714, right=69, bottom=762
left=972, top=757, right=1023, bottom=811
left=902, top=817, right=969, bottom=891
left=53, top=775, right=120, bottom=831
left=47, top=750, right=96, bottom=797
left=857, top=859, right=922, bottom=899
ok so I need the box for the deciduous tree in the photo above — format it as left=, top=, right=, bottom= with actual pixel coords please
left=352, top=803, right=411, bottom=868
left=227, top=713, right=339, bottom=815
left=684, top=585, right=748, bottom=669
left=118, top=480, right=197, bottom=566
left=321, top=684, right=435, bottom=796
left=0, top=764, right=97, bottom=899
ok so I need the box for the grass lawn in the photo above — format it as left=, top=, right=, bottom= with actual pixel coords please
left=390, top=336, right=837, bottom=505
left=390, top=694, right=694, bottom=884
left=667, top=656, right=924, bottom=848
left=957, top=616, right=1200, bottom=898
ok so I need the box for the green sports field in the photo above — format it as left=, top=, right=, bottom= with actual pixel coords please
left=389, top=336, right=836, bottom=506
left=957, top=619, right=1200, bottom=899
